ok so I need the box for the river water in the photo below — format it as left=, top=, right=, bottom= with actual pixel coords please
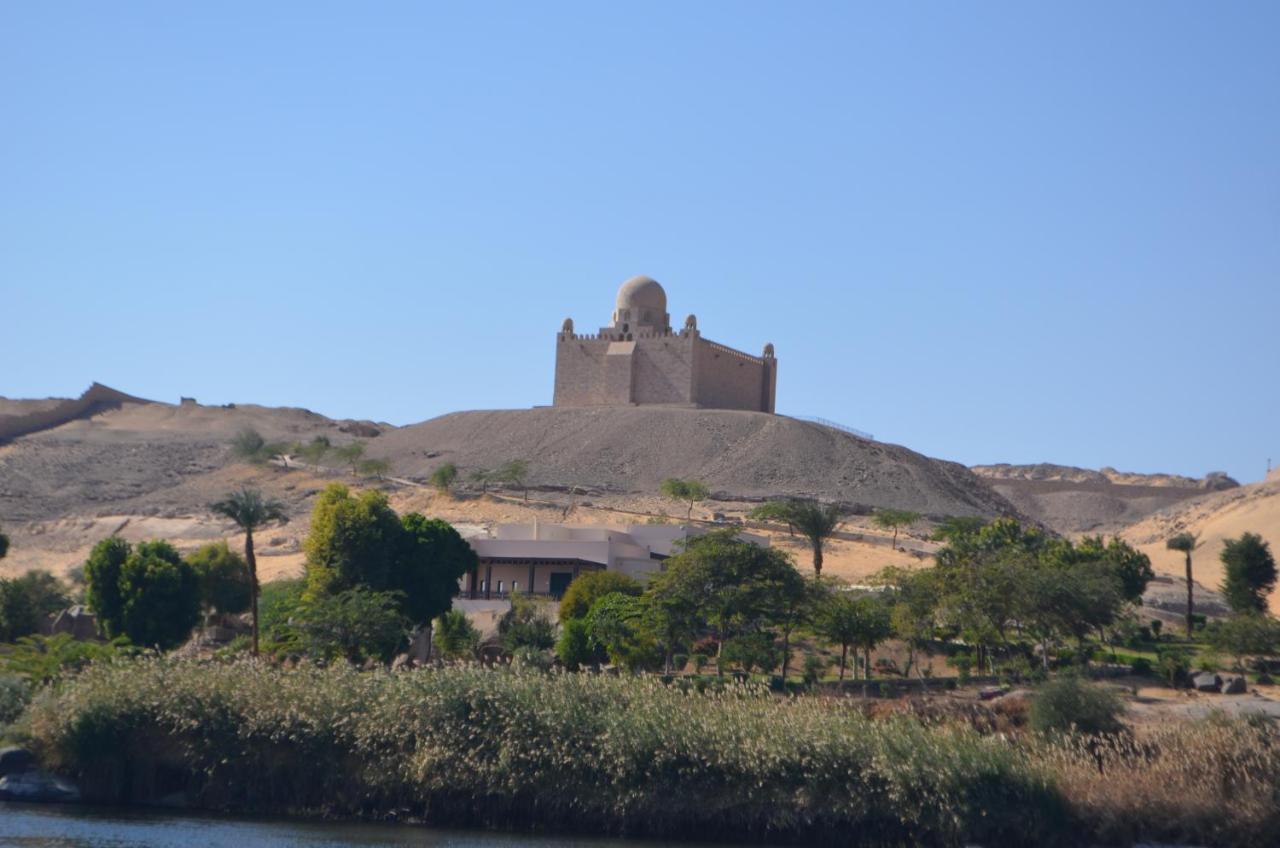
left=0, top=803, right=699, bottom=848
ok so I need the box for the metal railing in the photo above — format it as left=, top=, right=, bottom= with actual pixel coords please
left=795, top=415, right=874, bottom=441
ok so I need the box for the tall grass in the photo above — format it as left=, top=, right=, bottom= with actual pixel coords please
left=20, top=657, right=1064, bottom=845
left=16, top=659, right=1280, bottom=846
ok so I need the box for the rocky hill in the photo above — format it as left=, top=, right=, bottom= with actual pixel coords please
left=372, top=407, right=1015, bottom=518
left=0, top=393, right=1019, bottom=579
left=970, top=463, right=1238, bottom=535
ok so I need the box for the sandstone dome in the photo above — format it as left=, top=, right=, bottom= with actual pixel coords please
left=615, top=275, right=667, bottom=314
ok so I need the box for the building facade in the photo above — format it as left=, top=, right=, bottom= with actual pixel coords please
left=553, top=276, right=777, bottom=413
left=462, top=521, right=769, bottom=600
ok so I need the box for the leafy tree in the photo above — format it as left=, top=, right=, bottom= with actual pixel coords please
left=116, top=540, right=202, bottom=649
left=469, top=468, right=492, bottom=493
left=1219, top=533, right=1277, bottom=614
left=749, top=499, right=843, bottom=577
left=303, top=483, right=400, bottom=599
left=210, top=487, right=289, bottom=655
left=583, top=592, right=660, bottom=670
left=1082, top=536, right=1155, bottom=604
left=659, top=477, right=710, bottom=521
left=872, top=508, right=922, bottom=549
left=430, top=462, right=458, bottom=494
left=815, top=590, right=892, bottom=681
left=498, top=593, right=556, bottom=653
left=84, top=536, right=132, bottom=635
left=394, top=513, right=477, bottom=656
left=876, top=565, right=941, bottom=685
left=358, top=458, right=392, bottom=479
left=646, top=530, right=806, bottom=674
left=229, top=427, right=288, bottom=466
left=289, top=587, right=409, bottom=664
left=295, top=435, right=333, bottom=467
left=434, top=609, right=481, bottom=660
left=494, top=459, right=531, bottom=502
left=558, top=571, right=642, bottom=622
left=0, top=524, right=8, bottom=560
left=333, top=441, right=367, bottom=475
left=1166, top=531, right=1200, bottom=638
left=187, top=541, right=251, bottom=616
left=1212, top=612, right=1280, bottom=668
left=721, top=632, right=781, bottom=675
left=0, top=570, right=71, bottom=642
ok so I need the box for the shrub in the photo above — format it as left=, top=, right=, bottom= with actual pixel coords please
left=434, top=609, right=480, bottom=661
left=555, top=617, right=596, bottom=670
left=1030, top=676, right=1126, bottom=738
left=0, top=570, right=71, bottom=641
left=0, top=674, right=29, bottom=725
left=1130, top=657, right=1153, bottom=676
left=498, top=594, right=555, bottom=653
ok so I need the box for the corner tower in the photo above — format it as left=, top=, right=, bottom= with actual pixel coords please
left=553, top=275, right=776, bottom=413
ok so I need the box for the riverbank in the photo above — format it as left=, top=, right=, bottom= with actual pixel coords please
left=0, top=801, right=686, bottom=848
left=13, top=657, right=1280, bottom=846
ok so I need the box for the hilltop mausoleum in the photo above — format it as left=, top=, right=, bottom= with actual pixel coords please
left=553, top=276, right=777, bottom=412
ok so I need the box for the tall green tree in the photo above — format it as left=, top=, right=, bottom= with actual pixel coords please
left=211, top=487, right=289, bottom=655
left=302, top=483, right=399, bottom=599
left=872, top=508, right=922, bottom=550
left=116, top=541, right=202, bottom=649
left=0, top=524, right=8, bottom=560
left=1220, top=533, right=1277, bottom=614
left=1166, top=532, right=1200, bottom=638
left=646, top=530, right=805, bottom=674
left=395, top=513, right=478, bottom=655
left=749, top=499, right=843, bottom=577
left=815, top=590, right=892, bottom=681
left=84, top=536, right=132, bottom=636
left=659, top=478, right=710, bottom=521
left=187, top=541, right=252, bottom=616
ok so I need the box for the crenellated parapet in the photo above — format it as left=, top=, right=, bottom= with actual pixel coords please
left=553, top=275, right=776, bottom=413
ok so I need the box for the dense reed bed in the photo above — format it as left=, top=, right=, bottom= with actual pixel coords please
left=17, top=658, right=1280, bottom=846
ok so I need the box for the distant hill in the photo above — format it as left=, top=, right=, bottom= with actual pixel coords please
left=970, top=463, right=1238, bottom=535
left=373, top=407, right=1015, bottom=518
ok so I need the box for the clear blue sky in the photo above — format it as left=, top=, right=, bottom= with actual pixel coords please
left=3, top=3, right=1277, bottom=482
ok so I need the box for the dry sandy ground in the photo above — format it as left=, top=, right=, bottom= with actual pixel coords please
left=1, top=468, right=930, bottom=585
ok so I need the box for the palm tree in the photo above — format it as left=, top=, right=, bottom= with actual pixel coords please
left=749, top=499, right=843, bottom=577
left=1167, top=531, right=1200, bottom=638
left=210, top=487, right=289, bottom=656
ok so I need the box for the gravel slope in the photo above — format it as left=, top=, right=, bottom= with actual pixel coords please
left=371, top=407, right=1016, bottom=518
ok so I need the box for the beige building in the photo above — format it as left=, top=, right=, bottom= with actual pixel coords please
left=553, top=275, right=777, bottom=412
left=461, top=521, right=768, bottom=600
